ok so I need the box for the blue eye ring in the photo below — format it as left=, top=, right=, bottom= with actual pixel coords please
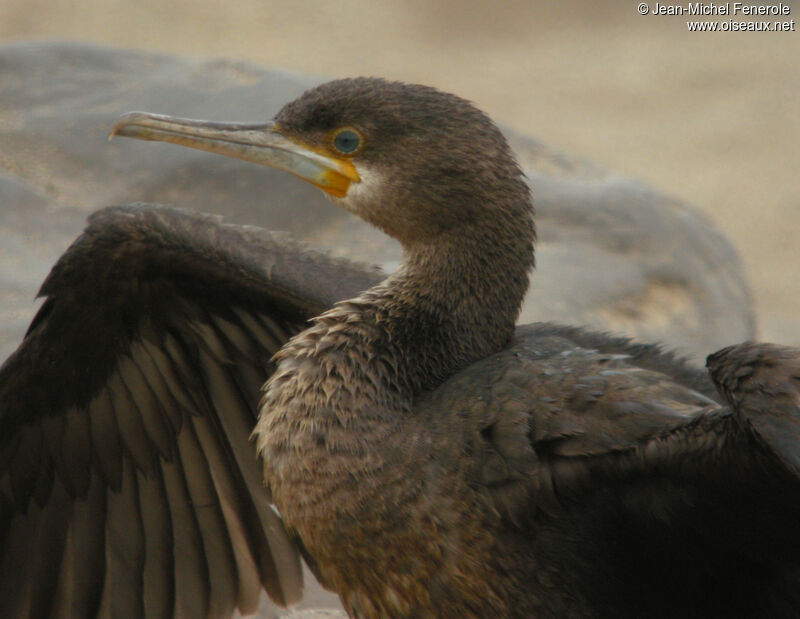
left=331, top=127, right=363, bottom=155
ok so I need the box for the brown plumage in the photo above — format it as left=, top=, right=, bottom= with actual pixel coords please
left=1, top=78, right=800, bottom=618
left=707, top=342, right=800, bottom=475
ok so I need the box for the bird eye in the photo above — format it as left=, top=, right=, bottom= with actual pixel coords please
left=332, top=128, right=362, bottom=155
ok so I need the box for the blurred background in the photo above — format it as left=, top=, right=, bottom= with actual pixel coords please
left=1, top=0, right=798, bottom=342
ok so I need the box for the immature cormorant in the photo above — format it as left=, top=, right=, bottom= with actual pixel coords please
left=1, top=78, right=799, bottom=618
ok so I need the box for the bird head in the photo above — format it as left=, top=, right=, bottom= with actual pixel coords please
left=111, top=77, right=531, bottom=248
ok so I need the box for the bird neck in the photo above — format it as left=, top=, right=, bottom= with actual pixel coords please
left=264, top=198, right=534, bottom=420
left=379, top=217, right=533, bottom=394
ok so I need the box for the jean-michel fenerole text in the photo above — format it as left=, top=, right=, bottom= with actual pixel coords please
left=650, top=3, right=791, bottom=16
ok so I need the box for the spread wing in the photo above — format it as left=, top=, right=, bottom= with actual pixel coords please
left=0, top=204, right=381, bottom=619
left=432, top=326, right=800, bottom=613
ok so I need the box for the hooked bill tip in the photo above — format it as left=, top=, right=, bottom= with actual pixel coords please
left=108, top=112, right=156, bottom=141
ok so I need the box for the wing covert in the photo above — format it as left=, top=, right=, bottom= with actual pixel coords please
left=421, top=325, right=721, bottom=525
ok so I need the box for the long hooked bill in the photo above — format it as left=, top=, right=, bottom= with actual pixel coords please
left=110, top=112, right=360, bottom=198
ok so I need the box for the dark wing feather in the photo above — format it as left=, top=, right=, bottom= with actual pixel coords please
left=0, top=204, right=381, bottom=618
left=434, top=327, right=800, bottom=616
left=424, top=324, right=719, bottom=525
left=707, top=341, right=800, bottom=474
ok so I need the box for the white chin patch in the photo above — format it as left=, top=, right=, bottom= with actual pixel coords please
left=328, top=164, right=383, bottom=216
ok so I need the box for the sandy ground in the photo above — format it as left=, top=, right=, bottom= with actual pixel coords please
left=1, top=0, right=798, bottom=343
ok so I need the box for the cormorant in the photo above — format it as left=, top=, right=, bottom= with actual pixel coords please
left=1, top=77, right=799, bottom=618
